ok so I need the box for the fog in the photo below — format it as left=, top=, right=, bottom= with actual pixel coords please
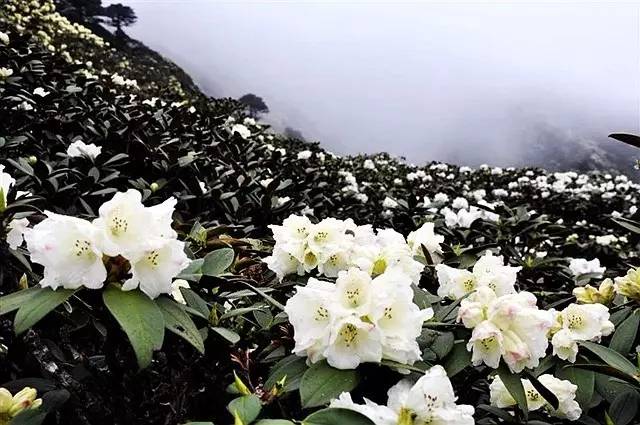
left=110, top=0, right=640, bottom=167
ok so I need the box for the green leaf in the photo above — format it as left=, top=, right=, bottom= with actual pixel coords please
left=579, top=341, right=639, bottom=378
left=180, top=288, right=210, bottom=319
left=176, top=259, right=205, bottom=282
left=9, top=408, right=48, bottom=425
left=300, top=361, right=359, bottom=408
left=211, top=326, right=240, bottom=344
left=156, top=297, right=205, bottom=354
left=430, top=331, right=454, bottom=359
left=443, top=341, right=471, bottom=377
left=255, top=421, right=295, bottom=425
left=610, top=310, right=640, bottom=354
left=0, top=287, right=44, bottom=315
left=202, top=248, right=234, bottom=276
left=227, top=395, right=261, bottom=425
left=264, top=355, right=308, bottom=393
left=477, top=405, right=515, bottom=422
left=497, top=364, right=528, bottom=418
left=103, top=285, right=165, bottom=369
left=14, top=288, right=77, bottom=334
left=568, top=363, right=640, bottom=387
left=302, top=408, right=375, bottom=425
left=612, top=217, right=640, bottom=234
left=238, top=281, right=285, bottom=311
left=608, top=390, right=640, bottom=425
left=556, top=362, right=595, bottom=408
left=596, top=372, right=632, bottom=403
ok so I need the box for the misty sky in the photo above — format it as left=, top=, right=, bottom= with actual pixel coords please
left=109, top=0, right=640, bottom=166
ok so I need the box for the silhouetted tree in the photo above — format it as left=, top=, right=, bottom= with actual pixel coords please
left=239, top=93, right=269, bottom=117
left=55, top=0, right=103, bottom=23
left=102, top=3, right=137, bottom=32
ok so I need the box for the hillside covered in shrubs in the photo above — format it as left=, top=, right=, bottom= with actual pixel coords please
left=1, top=2, right=640, bottom=425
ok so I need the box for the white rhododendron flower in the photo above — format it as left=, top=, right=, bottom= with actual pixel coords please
left=382, top=197, right=398, bottom=209
left=297, top=150, right=312, bottom=160
left=363, top=159, right=376, bottom=169
left=332, top=365, right=474, bottom=425
left=352, top=228, right=424, bottom=284
left=230, top=124, right=251, bottom=139
left=407, top=222, right=444, bottom=263
left=490, top=374, right=581, bottom=420
left=436, top=251, right=520, bottom=299
left=93, top=189, right=172, bottom=260
left=442, top=206, right=482, bottom=228
left=550, top=303, right=614, bottom=362
left=324, top=316, right=383, bottom=369
left=111, top=73, right=138, bottom=88
left=0, top=67, right=13, bottom=79
left=67, top=140, right=102, bottom=159
left=6, top=218, right=29, bottom=250
left=451, top=197, right=469, bottom=210
left=458, top=289, right=553, bottom=372
left=285, top=268, right=432, bottom=369
left=122, top=238, right=190, bottom=299
left=0, top=31, right=9, bottom=45
left=0, top=164, right=16, bottom=210
left=25, top=212, right=107, bottom=290
left=568, top=258, right=605, bottom=277
left=33, top=87, right=50, bottom=97
left=330, top=393, right=397, bottom=425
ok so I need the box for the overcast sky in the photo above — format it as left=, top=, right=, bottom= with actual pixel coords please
left=110, top=0, right=640, bottom=166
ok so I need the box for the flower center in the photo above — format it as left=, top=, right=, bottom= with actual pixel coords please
left=480, top=336, right=496, bottom=350
left=462, top=277, right=476, bottom=291
left=314, top=306, right=329, bottom=321
left=109, top=214, right=128, bottom=236
left=339, top=324, right=359, bottom=347
left=314, top=231, right=328, bottom=242
left=73, top=239, right=93, bottom=258
left=567, top=313, right=584, bottom=330
left=145, top=250, right=160, bottom=268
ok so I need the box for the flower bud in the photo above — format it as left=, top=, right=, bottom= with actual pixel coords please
left=150, top=182, right=159, bottom=192
left=27, top=156, right=37, bottom=165
left=8, top=387, right=41, bottom=417
left=615, top=269, right=640, bottom=302
left=0, top=388, right=12, bottom=413
left=573, top=279, right=615, bottom=305
left=232, top=372, right=251, bottom=396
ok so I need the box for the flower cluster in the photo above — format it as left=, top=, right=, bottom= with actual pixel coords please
left=331, top=365, right=474, bottom=425
left=435, top=251, right=521, bottom=299
left=549, top=303, right=614, bottom=362
left=0, top=387, right=42, bottom=425
left=568, top=258, right=605, bottom=278
left=284, top=267, right=433, bottom=369
left=111, top=73, right=138, bottom=89
left=265, top=215, right=438, bottom=284
left=67, top=139, right=102, bottom=159
left=23, top=189, right=189, bottom=298
left=458, top=288, right=553, bottom=372
left=490, top=374, right=581, bottom=420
